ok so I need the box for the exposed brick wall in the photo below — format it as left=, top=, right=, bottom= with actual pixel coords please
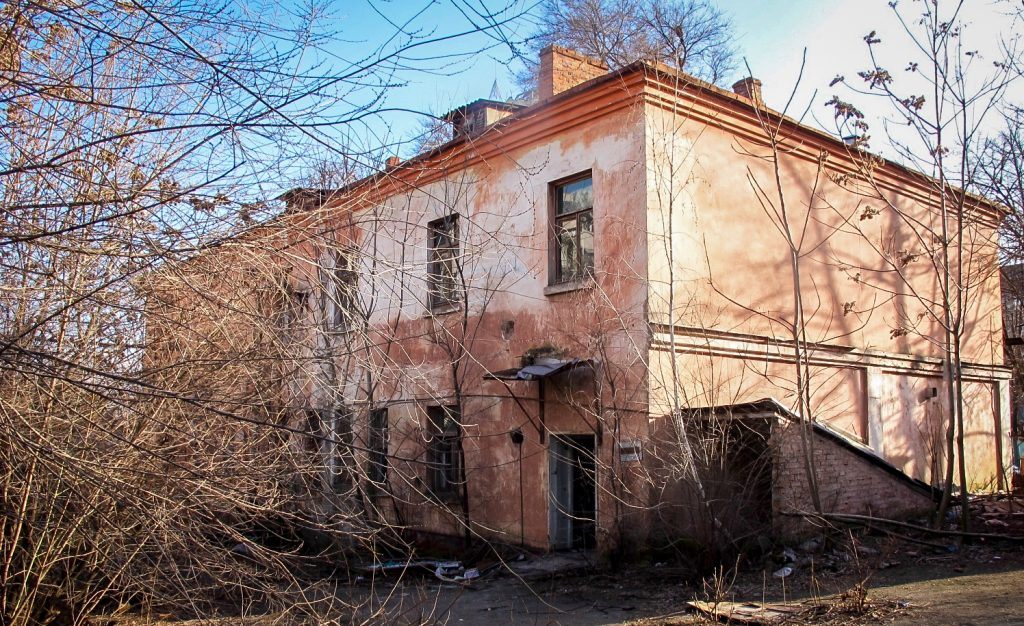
left=772, top=419, right=935, bottom=538
left=538, top=45, right=609, bottom=100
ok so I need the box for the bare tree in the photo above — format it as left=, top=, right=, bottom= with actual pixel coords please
left=0, top=0, right=534, bottom=622
left=826, top=0, right=1018, bottom=530
left=516, top=0, right=736, bottom=93
left=979, top=109, right=1024, bottom=261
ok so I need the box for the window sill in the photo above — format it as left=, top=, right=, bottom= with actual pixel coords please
left=425, top=302, right=462, bottom=317
left=544, top=278, right=594, bottom=296
left=427, top=491, right=461, bottom=504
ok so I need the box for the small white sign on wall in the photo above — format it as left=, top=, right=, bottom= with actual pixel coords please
left=618, top=440, right=642, bottom=463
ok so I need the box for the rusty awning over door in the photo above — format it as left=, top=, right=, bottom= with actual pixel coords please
left=484, top=359, right=596, bottom=443
left=484, top=358, right=593, bottom=381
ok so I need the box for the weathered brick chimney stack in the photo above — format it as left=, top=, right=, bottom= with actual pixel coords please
left=731, top=77, right=763, bottom=105
left=538, top=45, right=609, bottom=100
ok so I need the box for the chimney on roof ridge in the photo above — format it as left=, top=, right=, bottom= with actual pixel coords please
left=538, top=45, right=609, bottom=101
left=732, top=77, right=763, bottom=105
left=385, top=156, right=401, bottom=168
left=444, top=99, right=523, bottom=139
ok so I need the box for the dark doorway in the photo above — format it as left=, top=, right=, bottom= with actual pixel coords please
left=548, top=434, right=596, bottom=550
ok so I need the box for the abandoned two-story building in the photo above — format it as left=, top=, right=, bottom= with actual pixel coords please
left=150, top=46, right=1013, bottom=556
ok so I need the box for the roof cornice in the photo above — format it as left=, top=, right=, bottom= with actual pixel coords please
left=300, top=59, right=1004, bottom=227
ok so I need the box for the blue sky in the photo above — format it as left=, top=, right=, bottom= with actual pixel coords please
left=288, top=0, right=1020, bottom=184
left=325, top=0, right=839, bottom=117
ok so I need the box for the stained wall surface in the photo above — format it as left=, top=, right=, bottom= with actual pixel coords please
left=282, top=91, right=656, bottom=551
left=640, top=82, right=1011, bottom=496
left=184, top=60, right=1015, bottom=554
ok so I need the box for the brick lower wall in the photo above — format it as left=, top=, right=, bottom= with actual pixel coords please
left=772, top=419, right=936, bottom=538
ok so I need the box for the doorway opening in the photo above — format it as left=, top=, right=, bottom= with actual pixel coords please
left=548, top=434, right=596, bottom=550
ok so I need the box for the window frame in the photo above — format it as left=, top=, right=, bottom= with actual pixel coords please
left=305, top=409, right=322, bottom=454
left=283, top=282, right=309, bottom=334
left=368, top=408, right=389, bottom=486
left=549, top=172, right=594, bottom=285
left=331, top=247, right=358, bottom=330
left=426, top=405, right=462, bottom=499
left=331, top=406, right=355, bottom=490
left=427, top=214, right=460, bottom=310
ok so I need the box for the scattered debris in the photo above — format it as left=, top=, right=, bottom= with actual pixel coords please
left=772, top=566, right=793, bottom=578
left=363, top=559, right=467, bottom=582
left=971, top=493, right=1024, bottom=535
left=687, top=600, right=803, bottom=625
left=505, top=550, right=595, bottom=580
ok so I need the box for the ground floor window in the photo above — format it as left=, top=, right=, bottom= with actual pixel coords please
left=331, top=406, right=354, bottom=490
left=427, top=405, right=462, bottom=498
left=368, top=408, right=388, bottom=485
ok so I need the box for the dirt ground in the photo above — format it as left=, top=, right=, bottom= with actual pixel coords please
left=108, top=539, right=1023, bottom=625
left=354, top=539, right=1024, bottom=625
left=108, top=494, right=1024, bottom=625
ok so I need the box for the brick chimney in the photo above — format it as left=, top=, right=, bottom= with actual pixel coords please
left=385, top=155, right=401, bottom=168
left=732, top=77, right=763, bottom=105
left=444, top=100, right=524, bottom=138
left=538, top=45, right=609, bottom=100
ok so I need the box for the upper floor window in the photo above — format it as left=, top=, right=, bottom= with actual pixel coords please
left=428, top=215, right=460, bottom=309
left=552, top=174, right=594, bottom=284
left=427, top=405, right=462, bottom=498
left=283, top=282, right=308, bottom=331
left=332, top=248, right=358, bottom=328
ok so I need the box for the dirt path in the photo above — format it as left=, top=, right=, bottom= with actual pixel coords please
left=858, top=561, right=1023, bottom=626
